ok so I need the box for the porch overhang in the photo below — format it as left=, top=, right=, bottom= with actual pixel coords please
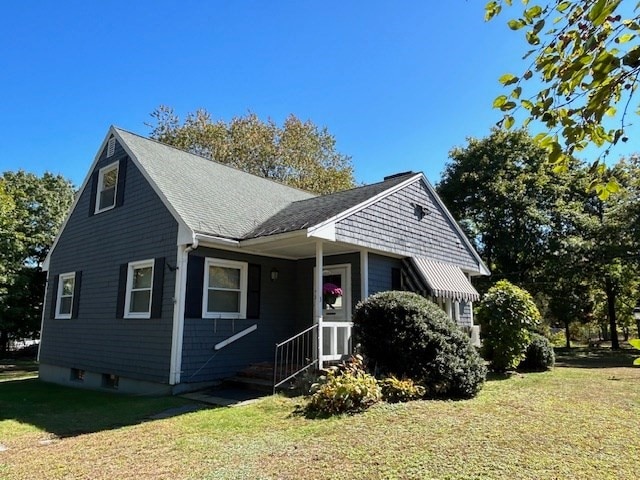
left=402, top=257, right=480, bottom=302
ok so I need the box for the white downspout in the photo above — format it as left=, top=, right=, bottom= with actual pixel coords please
left=169, top=239, right=198, bottom=385
left=315, top=240, right=324, bottom=370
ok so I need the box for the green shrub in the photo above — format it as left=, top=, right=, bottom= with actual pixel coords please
left=519, top=333, right=555, bottom=372
left=353, top=291, right=486, bottom=399
left=476, top=280, right=541, bottom=372
left=306, top=355, right=381, bottom=415
left=380, top=376, right=426, bottom=403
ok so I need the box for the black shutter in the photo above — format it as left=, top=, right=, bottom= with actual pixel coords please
left=50, top=275, right=59, bottom=319
left=115, top=157, right=127, bottom=208
left=88, top=170, right=98, bottom=216
left=391, top=267, right=401, bottom=290
left=184, top=255, right=205, bottom=319
left=116, top=263, right=128, bottom=318
left=71, top=271, right=82, bottom=319
left=150, top=257, right=165, bottom=318
left=246, top=264, right=261, bottom=319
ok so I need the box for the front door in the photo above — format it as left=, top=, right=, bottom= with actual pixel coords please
left=321, top=265, right=350, bottom=322
left=315, top=264, right=353, bottom=361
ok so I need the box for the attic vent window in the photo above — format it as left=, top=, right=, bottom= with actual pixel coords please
left=106, top=137, right=116, bottom=157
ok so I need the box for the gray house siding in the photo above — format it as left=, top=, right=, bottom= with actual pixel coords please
left=458, top=300, right=473, bottom=328
left=368, top=253, right=402, bottom=295
left=181, top=247, right=298, bottom=383
left=39, top=139, right=179, bottom=385
left=335, top=179, right=479, bottom=272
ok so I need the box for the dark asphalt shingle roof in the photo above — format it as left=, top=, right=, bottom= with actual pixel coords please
left=116, top=127, right=417, bottom=241
left=244, top=172, right=417, bottom=238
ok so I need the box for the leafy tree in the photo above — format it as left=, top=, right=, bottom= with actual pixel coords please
left=0, top=171, right=74, bottom=354
left=147, top=106, right=355, bottom=195
left=477, top=280, right=542, bottom=372
left=485, top=0, right=639, bottom=198
left=437, top=128, right=569, bottom=288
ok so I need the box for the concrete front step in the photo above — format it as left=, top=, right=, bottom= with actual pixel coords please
left=224, top=375, right=273, bottom=392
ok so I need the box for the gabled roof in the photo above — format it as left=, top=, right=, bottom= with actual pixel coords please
left=45, top=126, right=489, bottom=276
left=114, top=128, right=315, bottom=240
left=245, top=172, right=416, bottom=238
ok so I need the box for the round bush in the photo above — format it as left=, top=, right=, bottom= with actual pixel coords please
left=518, top=333, right=555, bottom=372
left=476, top=280, right=541, bottom=372
left=353, top=291, right=486, bottom=399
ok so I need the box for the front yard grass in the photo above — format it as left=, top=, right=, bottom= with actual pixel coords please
left=1, top=349, right=640, bottom=479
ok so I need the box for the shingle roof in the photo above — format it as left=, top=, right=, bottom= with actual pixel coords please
left=115, top=128, right=315, bottom=240
left=244, top=172, right=417, bottom=238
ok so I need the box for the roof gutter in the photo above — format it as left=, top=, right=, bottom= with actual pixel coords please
left=194, top=233, right=240, bottom=248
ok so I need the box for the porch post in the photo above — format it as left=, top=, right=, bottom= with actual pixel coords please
left=315, top=240, right=324, bottom=370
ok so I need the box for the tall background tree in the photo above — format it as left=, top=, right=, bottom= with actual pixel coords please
left=437, top=129, right=640, bottom=348
left=0, top=171, right=74, bottom=354
left=147, top=106, right=355, bottom=195
left=485, top=0, right=640, bottom=198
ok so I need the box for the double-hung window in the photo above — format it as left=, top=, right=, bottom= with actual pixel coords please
left=95, top=162, right=119, bottom=213
left=203, top=258, right=247, bottom=318
left=124, top=260, right=154, bottom=318
left=55, top=272, right=76, bottom=319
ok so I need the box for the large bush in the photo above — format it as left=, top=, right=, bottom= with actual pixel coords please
left=353, top=291, right=486, bottom=399
left=519, top=333, right=555, bottom=372
left=476, top=280, right=541, bottom=372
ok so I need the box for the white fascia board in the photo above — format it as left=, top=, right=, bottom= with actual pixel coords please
left=306, top=173, right=422, bottom=238
left=177, top=224, right=195, bottom=246
left=239, top=230, right=307, bottom=247
left=43, top=127, right=117, bottom=272
left=307, top=222, right=336, bottom=241
left=418, top=173, right=491, bottom=276
left=112, top=128, right=194, bottom=246
left=194, top=233, right=240, bottom=247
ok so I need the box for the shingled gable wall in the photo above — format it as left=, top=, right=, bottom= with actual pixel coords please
left=335, top=177, right=480, bottom=272
left=39, top=138, right=179, bottom=392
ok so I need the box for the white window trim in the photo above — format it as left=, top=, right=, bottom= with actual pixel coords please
left=124, top=259, right=154, bottom=319
left=94, top=161, right=119, bottom=214
left=203, top=258, right=248, bottom=319
left=55, top=272, right=76, bottom=319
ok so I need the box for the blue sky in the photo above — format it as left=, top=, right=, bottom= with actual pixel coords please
left=1, top=1, right=635, bottom=188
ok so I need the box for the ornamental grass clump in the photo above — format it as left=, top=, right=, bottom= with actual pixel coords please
left=353, top=291, right=486, bottom=399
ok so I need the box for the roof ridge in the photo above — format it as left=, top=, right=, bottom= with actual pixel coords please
left=112, top=125, right=318, bottom=197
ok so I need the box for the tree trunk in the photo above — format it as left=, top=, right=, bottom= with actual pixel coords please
left=0, top=329, right=8, bottom=357
left=604, top=278, right=620, bottom=350
left=564, top=320, right=571, bottom=348
left=636, top=319, right=640, bottom=338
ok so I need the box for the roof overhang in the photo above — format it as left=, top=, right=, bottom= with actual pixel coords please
left=403, top=257, right=481, bottom=302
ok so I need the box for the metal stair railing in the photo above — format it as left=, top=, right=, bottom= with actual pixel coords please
left=273, top=324, right=318, bottom=393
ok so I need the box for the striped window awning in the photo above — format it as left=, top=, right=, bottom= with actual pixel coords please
left=401, top=257, right=480, bottom=302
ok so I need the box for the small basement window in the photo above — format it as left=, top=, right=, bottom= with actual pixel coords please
left=70, top=368, right=85, bottom=382
left=55, top=272, right=76, bottom=319
left=102, top=373, right=119, bottom=389
left=95, top=162, right=119, bottom=214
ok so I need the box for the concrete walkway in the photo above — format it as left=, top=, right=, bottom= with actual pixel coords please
left=180, top=386, right=270, bottom=407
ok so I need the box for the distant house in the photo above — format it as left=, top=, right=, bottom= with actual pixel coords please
left=38, top=127, right=489, bottom=394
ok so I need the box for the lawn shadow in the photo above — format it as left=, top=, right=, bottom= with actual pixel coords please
left=0, top=377, right=205, bottom=438
left=554, top=346, right=638, bottom=368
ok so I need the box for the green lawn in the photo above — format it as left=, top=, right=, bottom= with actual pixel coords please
left=1, top=349, right=640, bottom=479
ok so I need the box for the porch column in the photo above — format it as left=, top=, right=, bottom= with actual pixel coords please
left=315, top=240, right=324, bottom=370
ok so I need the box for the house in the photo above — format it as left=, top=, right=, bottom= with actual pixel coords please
left=38, top=126, right=490, bottom=394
